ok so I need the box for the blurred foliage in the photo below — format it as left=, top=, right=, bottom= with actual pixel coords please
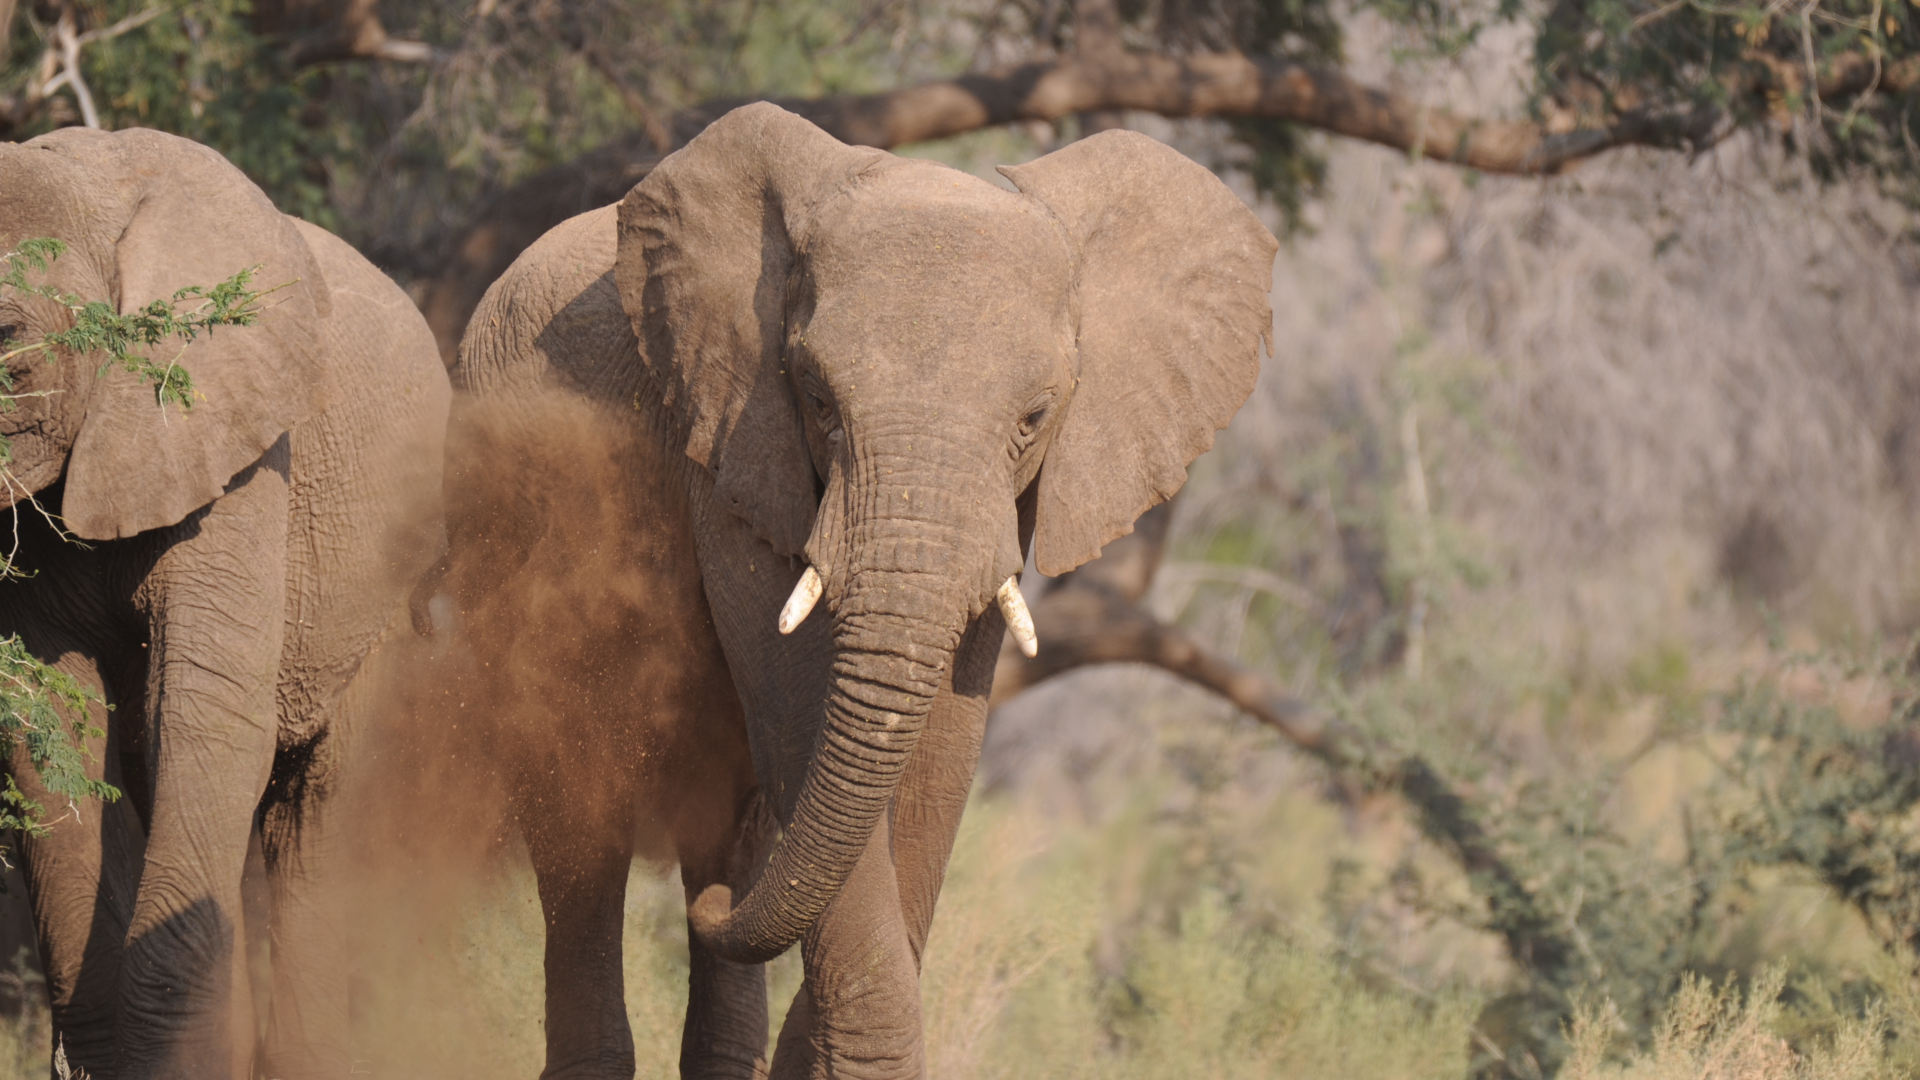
left=7, top=0, right=1920, bottom=264
left=2, top=1, right=339, bottom=223
left=0, top=3, right=1918, bottom=1075
left=1381, top=0, right=1920, bottom=200
left=1155, top=274, right=1920, bottom=1074
left=1, top=1, right=976, bottom=277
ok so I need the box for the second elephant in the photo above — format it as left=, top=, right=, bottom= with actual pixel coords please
left=0, top=128, right=448, bottom=1080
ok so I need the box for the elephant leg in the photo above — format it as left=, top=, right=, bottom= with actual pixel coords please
left=768, top=814, right=923, bottom=1080
left=887, top=617, right=996, bottom=968
left=256, top=720, right=358, bottom=1080
left=117, top=708, right=275, bottom=1080
left=525, top=786, right=637, bottom=1080
left=7, top=660, right=142, bottom=1079
left=678, top=792, right=773, bottom=1080
left=117, top=450, right=288, bottom=1080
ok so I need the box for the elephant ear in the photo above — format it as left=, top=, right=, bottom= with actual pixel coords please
left=1000, top=131, right=1277, bottom=577
left=615, top=102, right=885, bottom=557
left=46, top=127, right=332, bottom=540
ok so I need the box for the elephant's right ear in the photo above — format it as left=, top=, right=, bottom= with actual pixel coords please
left=615, top=103, right=884, bottom=557
left=38, top=128, right=333, bottom=540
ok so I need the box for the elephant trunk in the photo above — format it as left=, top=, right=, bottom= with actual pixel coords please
left=690, top=451, right=1006, bottom=964
left=689, top=571, right=957, bottom=963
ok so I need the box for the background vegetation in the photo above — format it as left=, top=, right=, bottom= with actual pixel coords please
left=5, top=1, right=1920, bottom=1077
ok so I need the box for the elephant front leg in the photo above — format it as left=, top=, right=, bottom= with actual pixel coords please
left=887, top=617, right=996, bottom=969
left=6, top=659, right=143, bottom=1079
left=525, top=792, right=637, bottom=1080
left=678, top=792, right=774, bottom=1080
left=118, top=451, right=289, bottom=1080
left=117, top=675, right=277, bottom=1080
left=769, top=813, right=924, bottom=1080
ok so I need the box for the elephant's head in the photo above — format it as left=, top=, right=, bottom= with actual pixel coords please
left=616, top=103, right=1277, bottom=963
left=0, top=128, right=331, bottom=541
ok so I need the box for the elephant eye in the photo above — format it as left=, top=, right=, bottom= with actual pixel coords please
left=0, top=325, right=16, bottom=348
left=1016, top=390, right=1055, bottom=440
left=1011, top=391, right=1056, bottom=463
left=800, top=378, right=836, bottom=429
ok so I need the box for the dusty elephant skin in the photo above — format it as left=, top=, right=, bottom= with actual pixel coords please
left=0, top=129, right=449, bottom=1079
left=449, top=102, right=1276, bottom=1079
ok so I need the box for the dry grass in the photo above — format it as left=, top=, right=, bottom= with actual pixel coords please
left=1562, top=968, right=1902, bottom=1080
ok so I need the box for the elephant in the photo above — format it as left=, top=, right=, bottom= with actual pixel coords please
left=0, top=128, right=449, bottom=1079
left=446, top=102, right=1276, bottom=1078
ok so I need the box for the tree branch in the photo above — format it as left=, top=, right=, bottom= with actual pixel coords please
left=418, top=47, right=1742, bottom=355
left=49, top=11, right=100, bottom=130
left=0, top=4, right=162, bottom=136
left=256, top=0, right=439, bottom=66
left=987, top=572, right=1332, bottom=754
left=75, top=6, right=164, bottom=47
left=772, top=51, right=1728, bottom=173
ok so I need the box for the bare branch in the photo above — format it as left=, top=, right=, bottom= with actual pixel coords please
left=767, top=51, right=1730, bottom=173
left=1, top=5, right=160, bottom=135
left=76, top=6, right=163, bottom=46
left=270, top=0, right=441, bottom=66
left=51, top=11, right=100, bottom=130
left=1399, top=407, right=1433, bottom=679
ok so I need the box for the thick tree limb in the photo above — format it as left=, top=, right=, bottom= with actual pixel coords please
left=421, top=36, right=1917, bottom=352
left=987, top=569, right=1331, bottom=754
left=418, top=48, right=1735, bottom=355
left=776, top=52, right=1724, bottom=171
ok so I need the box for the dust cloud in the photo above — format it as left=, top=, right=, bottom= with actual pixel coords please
left=328, top=387, right=752, bottom=1075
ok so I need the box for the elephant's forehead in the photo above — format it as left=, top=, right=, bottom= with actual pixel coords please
left=0, top=147, right=111, bottom=286
left=805, top=179, right=1072, bottom=353
left=808, top=167, right=1073, bottom=284
left=0, top=153, right=81, bottom=241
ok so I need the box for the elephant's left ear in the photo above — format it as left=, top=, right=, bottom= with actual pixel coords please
left=48, top=128, right=333, bottom=540
left=1000, top=131, right=1277, bottom=576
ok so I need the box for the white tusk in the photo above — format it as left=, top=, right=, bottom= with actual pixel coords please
left=778, top=566, right=823, bottom=635
left=997, top=577, right=1038, bottom=658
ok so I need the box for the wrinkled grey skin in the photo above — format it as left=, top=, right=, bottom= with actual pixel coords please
left=451, top=103, right=1276, bottom=1078
left=0, top=128, right=449, bottom=1080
